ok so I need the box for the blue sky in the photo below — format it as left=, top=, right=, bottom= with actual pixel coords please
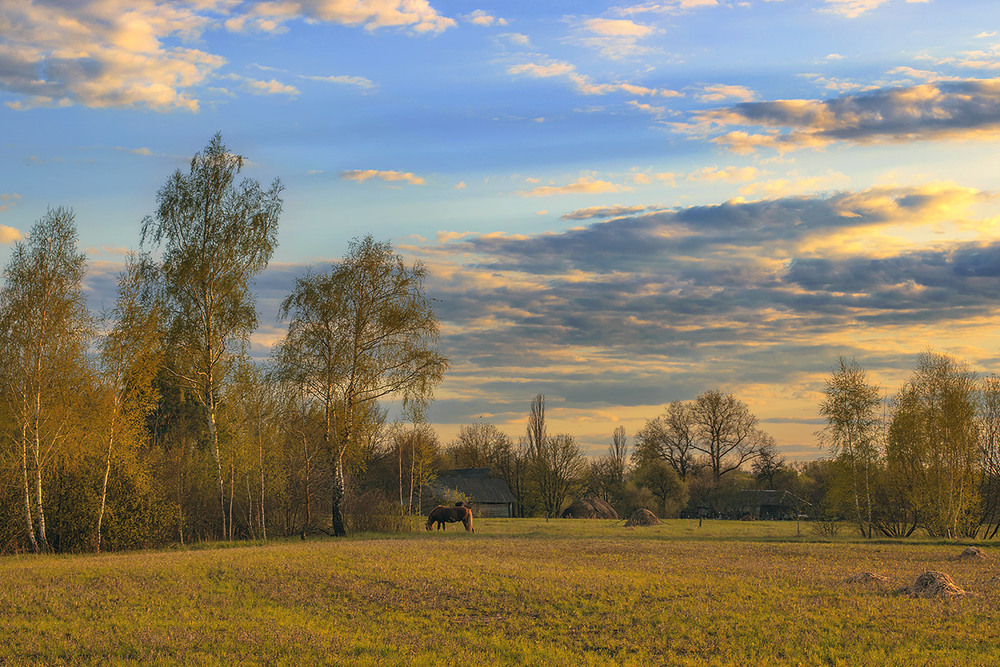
left=4, top=0, right=1000, bottom=458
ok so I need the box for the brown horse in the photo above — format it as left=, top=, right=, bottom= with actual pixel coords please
left=426, top=505, right=475, bottom=533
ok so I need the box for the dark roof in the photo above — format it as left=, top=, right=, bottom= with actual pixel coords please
left=430, top=468, right=516, bottom=504
left=740, top=490, right=810, bottom=507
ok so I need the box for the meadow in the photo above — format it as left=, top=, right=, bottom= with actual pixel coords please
left=2, top=518, right=998, bottom=666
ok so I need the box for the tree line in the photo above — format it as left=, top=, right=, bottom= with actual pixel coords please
left=2, top=134, right=997, bottom=554
left=0, top=135, right=447, bottom=553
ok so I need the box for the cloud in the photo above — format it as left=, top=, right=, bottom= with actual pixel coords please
left=561, top=205, right=653, bottom=220
left=616, top=1, right=719, bottom=15
left=464, top=10, right=507, bottom=26
left=238, top=77, right=299, bottom=96
left=737, top=171, right=852, bottom=198
left=507, top=60, right=681, bottom=97
left=628, top=100, right=666, bottom=117
left=0, top=0, right=228, bottom=111
left=821, top=0, right=890, bottom=18
left=574, top=18, right=657, bottom=59
left=0, top=0, right=450, bottom=111
left=501, top=33, right=531, bottom=46
left=341, top=169, right=426, bottom=185
left=228, top=0, right=455, bottom=34
left=299, top=73, right=376, bottom=91
left=688, top=166, right=760, bottom=183
left=693, top=79, right=1000, bottom=153
left=821, top=0, right=932, bottom=18
left=697, top=84, right=756, bottom=102
left=0, top=192, right=23, bottom=219
left=515, top=176, right=633, bottom=197
left=389, top=182, right=1000, bottom=446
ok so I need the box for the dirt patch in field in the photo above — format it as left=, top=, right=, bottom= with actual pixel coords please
left=898, top=571, right=969, bottom=598
left=624, top=509, right=661, bottom=527
left=958, top=547, right=987, bottom=560
left=845, top=572, right=890, bottom=584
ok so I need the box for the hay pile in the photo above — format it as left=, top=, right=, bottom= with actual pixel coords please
left=624, top=509, right=661, bottom=527
left=899, top=571, right=969, bottom=598
left=845, top=572, right=890, bottom=584
left=561, top=497, right=619, bottom=519
left=958, top=546, right=987, bottom=560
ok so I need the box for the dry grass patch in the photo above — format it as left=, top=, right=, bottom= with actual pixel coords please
left=624, top=509, right=660, bottom=527
left=899, top=571, right=969, bottom=598
left=958, top=546, right=987, bottom=560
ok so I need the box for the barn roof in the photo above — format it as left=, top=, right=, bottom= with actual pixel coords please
left=430, top=468, right=516, bottom=504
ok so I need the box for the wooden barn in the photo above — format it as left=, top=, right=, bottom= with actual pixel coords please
left=424, top=468, right=517, bottom=518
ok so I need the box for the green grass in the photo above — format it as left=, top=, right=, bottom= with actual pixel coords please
left=2, top=519, right=999, bottom=665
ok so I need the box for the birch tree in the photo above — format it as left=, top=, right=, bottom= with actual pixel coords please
left=887, top=352, right=979, bottom=537
left=0, top=207, right=91, bottom=553
left=274, top=236, right=447, bottom=536
left=818, top=357, right=882, bottom=538
left=141, top=134, right=282, bottom=539
left=95, top=254, right=163, bottom=552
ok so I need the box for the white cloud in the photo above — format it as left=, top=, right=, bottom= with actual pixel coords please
left=464, top=10, right=508, bottom=26
left=574, top=17, right=657, bottom=59
left=242, top=77, right=299, bottom=96
left=299, top=73, right=377, bottom=91
left=821, top=0, right=890, bottom=18
left=0, top=0, right=451, bottom=111
left=502, top=33, right=531, bottom=46
left=508, top=60, right=681, bottom=97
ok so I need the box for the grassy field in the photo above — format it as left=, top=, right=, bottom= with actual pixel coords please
left=2, top=518, right=999, bottom=665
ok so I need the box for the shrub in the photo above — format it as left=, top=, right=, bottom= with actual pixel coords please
left=344, top=489, right=408, bottom=533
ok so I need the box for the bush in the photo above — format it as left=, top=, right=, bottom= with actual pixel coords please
left=812, top=520, right=841, bottom=537
left=344, top=489, right=408, bottom=533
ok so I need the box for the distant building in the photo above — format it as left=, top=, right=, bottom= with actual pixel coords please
left=737, top=489, right=808, bottom=520
left=424, top=468, right=516, bottom=518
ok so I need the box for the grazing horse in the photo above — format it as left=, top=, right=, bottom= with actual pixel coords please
left=426, top=505, right=475, bottom=533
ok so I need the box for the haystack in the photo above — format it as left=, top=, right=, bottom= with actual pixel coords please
left=845, top=572, right=890, bottom=584
left=561, top=497, right=619, bottom=519
left=958, top=546, right=987, bottom=560
left=899, top=571, right=969, bottom=597
left=625, top=508, right=661, bottom=527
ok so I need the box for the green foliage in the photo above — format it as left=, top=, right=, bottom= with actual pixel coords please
left=631, top=459, right=688, bottom=518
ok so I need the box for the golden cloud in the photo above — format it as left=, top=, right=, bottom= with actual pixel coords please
left=340, top=169, right=426, bottom=185
left=516, top=176, right=633, bottom=197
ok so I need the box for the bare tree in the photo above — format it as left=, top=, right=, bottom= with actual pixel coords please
left=751, top=437, right=784, bottom=489
left=690, top=389, right=768, bottom=484
left=525, top=395, right=585, bottom=517
left=274, top=236, right=447, bottom=536
left=141, top=134, right=282, bottom=539
left=634, top=401, right=699, bottom=480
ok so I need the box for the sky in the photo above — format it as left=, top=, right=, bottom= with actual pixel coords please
left=3, top=0, right=1000, bottom=460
